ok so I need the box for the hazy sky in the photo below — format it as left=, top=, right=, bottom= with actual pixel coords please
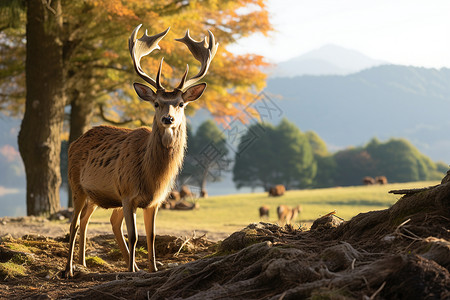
left=229, top=0, right=450, bottom=68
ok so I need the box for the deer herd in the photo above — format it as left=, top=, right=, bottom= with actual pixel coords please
left=63, top=24, right=302, bottom=278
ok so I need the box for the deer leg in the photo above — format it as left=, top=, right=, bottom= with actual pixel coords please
left=64, top=191, right=87, bottom=278
left=143, top=205, right=159, bottom=272
left=122, top=200, right=138, bottom=272
left=78, top=201, right=97, bottom=266
left=110, top=208, right=139, bottom=271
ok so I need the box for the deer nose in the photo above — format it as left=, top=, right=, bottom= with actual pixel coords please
left=162, top=116, right=174, bottom=125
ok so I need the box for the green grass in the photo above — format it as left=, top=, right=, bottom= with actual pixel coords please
left=85, top=256, right=107, bottom=267
left=0, top=262, right=26, bottom=279
left=89, top=181, right=438, bottom=236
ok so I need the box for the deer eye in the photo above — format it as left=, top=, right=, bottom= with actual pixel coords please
left=179, top=102, right=184, bottom=108
left=154, top=102, right=159, bottom=108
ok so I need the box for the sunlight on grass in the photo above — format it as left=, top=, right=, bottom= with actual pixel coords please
left=89, top=181, right=438, bottom=237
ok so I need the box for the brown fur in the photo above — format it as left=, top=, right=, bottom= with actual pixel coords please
left=68, top=122, right=186, bottom=210
left=363, top=176, right=375, bottom=185
left=277, top=205, right=302, bottom=225
left=168, top=190, right=181, bottom=201
left=64, top=116, right=187, bottom=277
left=259, top=205, right=270, bottom=218
left=375, top=176, right=388, bottom=185
left=180, top=185, right=192, bottom=199
left=64, top=85, right=207, bottom=277
left=269, top=185, right=286, bottom=197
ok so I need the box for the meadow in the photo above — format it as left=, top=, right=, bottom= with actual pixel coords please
left=86, top=181, right=439, bottom=239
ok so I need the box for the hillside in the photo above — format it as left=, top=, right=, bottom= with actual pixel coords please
left=266, top=65, right=450, bottom=162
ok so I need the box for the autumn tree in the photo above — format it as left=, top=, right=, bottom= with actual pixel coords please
left=1, top=0, right=272, bottom=212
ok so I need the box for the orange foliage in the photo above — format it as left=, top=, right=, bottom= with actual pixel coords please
left=64, top=0, right=272, bottom=126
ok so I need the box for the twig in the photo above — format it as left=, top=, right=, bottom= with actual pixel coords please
left=395, top=218, right=411, bottom=229
left=393, top=218, right=423, bottom=242
left=368, top=281, right=386, bottom=300
left=174, top=237, right=191, bottom=257
left=44, top=0, right=57, bottom=15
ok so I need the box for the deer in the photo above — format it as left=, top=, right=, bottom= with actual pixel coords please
left=63, top=24, right=218, bottom=278
left=259, top=205, right=270, bottom=219
left=277, top=205, right=302, bottom=225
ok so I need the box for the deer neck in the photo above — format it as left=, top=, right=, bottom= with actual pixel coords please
left=143, top=119, right=187, bottom=202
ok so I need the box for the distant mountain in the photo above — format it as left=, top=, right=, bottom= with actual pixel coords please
left=270, top=44, right=387, bottom=77
left=265, top=65, right=450, bottom=163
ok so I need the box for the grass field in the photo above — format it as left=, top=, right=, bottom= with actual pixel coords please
left=88, top=181, right=438, bottom=238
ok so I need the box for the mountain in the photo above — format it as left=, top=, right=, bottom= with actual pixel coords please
left=265, top=65, right=450, bottom=163
left=270, top=44, right=387, bottom=77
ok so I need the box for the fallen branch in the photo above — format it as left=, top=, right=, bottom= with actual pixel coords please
left=388, top=185, right=438, bottom=195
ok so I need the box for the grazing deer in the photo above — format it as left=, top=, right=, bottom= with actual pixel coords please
left=362, top=176, right=375, bottom=185
left=259, top=205, right=270, bottom=219
left=277, top=205, right=302, bottom=225
left=64, top=24, right=218, bottom=278
left=375, top=176, right=388, bottom=185
left=268, top=185, right=286, bottom=197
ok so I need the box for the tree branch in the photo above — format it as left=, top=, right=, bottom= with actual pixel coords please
left=97, top=103, right=149, bottom=127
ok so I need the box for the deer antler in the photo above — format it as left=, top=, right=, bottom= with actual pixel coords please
left=129, top=24, right=169, bottom=90
left=175, top=30, right=219, bottom=91
left=129, top=25, right=218, bottom=92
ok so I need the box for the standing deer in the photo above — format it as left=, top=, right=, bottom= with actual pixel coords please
left=277, top=205, right=302, bottom=225
left=64, top=24, right=218, bottom=278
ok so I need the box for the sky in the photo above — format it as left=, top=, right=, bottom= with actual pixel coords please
left=229, top=0, right=450, bottom=68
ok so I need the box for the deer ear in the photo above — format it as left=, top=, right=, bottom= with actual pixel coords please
left=133, top=83, right=157, bottom=103
left=182, top=83, right=206, bottom=103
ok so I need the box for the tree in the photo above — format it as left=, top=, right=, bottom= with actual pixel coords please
left=305, top=131, right=329, bottom=157
left=275, top=119, right=316, bottom=188
left=0, top=1, right=26, bottom=114
left=333, top=147, right=376, bottom=186
left=333, top=137, right=445, bottom=186
left=306, top=131, right=336, bottom=188
left=179, top=120, right=229, bottom=194
left=365, top=138, right=444, bottom=182
left=17, top=0, right=65, bottom=216
left=233, top=119, right=316, bottom=190
left=233, top=122, right=275, bottom=190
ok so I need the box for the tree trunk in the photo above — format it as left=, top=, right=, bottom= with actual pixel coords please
left=18, top=0, right=65, bottom=216
left=66, top=95, right=94, bottom=207
left=200, top=164, right=209, bottom=194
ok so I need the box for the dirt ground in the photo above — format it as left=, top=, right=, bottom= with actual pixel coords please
left=1, top=177, right=449, bottom=299
left=0, top=225, right=218, bottom=299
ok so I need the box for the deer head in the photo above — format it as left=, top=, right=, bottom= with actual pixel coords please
left=129, top=24, right=218, bottom=148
